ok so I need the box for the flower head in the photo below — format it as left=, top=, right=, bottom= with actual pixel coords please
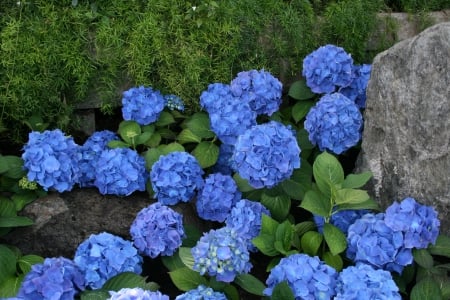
left=94, top=147, right=147, bottom=196
left=314, top=209, right=370, bottom=234
left=339, top=64, right=371, bottom=109
left=302, top=44, right=354, bottom=94
left=150, top=151, right=204, bottom=205
left=225, top=199, right=271, bottom=252
left=232, top=121, right=301, bottom=188
left=74, top=232, right=143, bottom=289
left=196, top=173, right=241, bottom=222
left=17, top=257, right=85, bottom=300
left=212, top=143, right=235, bottom=175
left=175, top=285, right=227, bottom=300
left=108, top=288, right=169, bottom=300
left=384, top=197, right=440, bottom=249
left=192, top=227, right=252, bottom=282
left=22, top=129, right=80, bottom=192
left=130, top=202, right=186, bottom=258
left=304, top=93, right=363, bottom=154
left=346, top=213, right=413, bottom=274
left=335, top=263, right=401, bottom=300
left=122, top=86, right=166, bottom=125
left=199, top=83, right=232, bottom=112
left=79, top=130, right=118, bottom=188
left=164, top=94, right=185, bottom=111
left=264, top=253, right=337, bottom=300
left=230, top=69, right=282, bottom=116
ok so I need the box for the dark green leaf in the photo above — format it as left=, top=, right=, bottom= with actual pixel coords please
left=300, top=189, right=331, bottom=217
left=18, top=254, right=44, bottom=274
left=0, top=275, right=24, bottom=298
left=118, top=120, right=141, bottom=144
left=155, top=111, right=175, bottom=127
left=0, top=156, right=9, bottom=174
left=428, top=235, right=450, bottom=258
left=159, top=142, right=185, bottom=155
left=280, top=163, right=312, bottom=200
left=107, top=140, right=130, bottom=149
left=0, top=198, right=16, bottom=217
left=271, top=281, right=295, bottom=300
left=297, top=129, right=315, bottom=151
left=261, top=192, right=291, bottom=221
left=144, top=148, right=164, bottom=170
left=182, top=224, right=203, bottom=248
left=0, top=216, right=34, bottom=228
left=252, top=234, right=279, bottom=256
left=178, top=247, right=195, bottom=269
left=234, top=274, right=265, bottom=296
left=186, top=112, right=215, bottom=139
left=275, top=220, right=294, bottom=253
left=80, top=290, right=111, bottom=300
left=169, top=267, right=208, bottom=291
left=336, top=198, right=380, bottom=211
left=145, top=132, right=162, bottom=147
left=413, top=249, right=434, bottom=269
left=192, top=141, right=219, bottom=168
left=323, top=251, right=343, bottom=271
left=342, top=171, right=373, bottom=189
left=161, top=252, right=185, bottom=272
left=288, top=79, right=315, bottom=100
left=301, top=231, right=323, bottom=256
left=0, top=244, right=17, bottom=284
left=177, top=128, right=202, bottom=144
left=313, top=152, right=344, bottom=199
left=291, top=101, right=315, bottom=123
left=11, top=192, right=38, bottom=211
left=223, top=284, right=240, bottom=300
left=2, top=156, right=25, bottom=179
left=233, top=174, right=254, bottom=193
left=323, top=223, right=347, bottom=256
left=102, top=272, right=158, bottom=291
left=134, top=131, right=153, bottom=145
left=294, top=221, right=317, bottom=236
left=410, top=276, right=442, bottom=300
left=334, top=188, right=370, bottom=205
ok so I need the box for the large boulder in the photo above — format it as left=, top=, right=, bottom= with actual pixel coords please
left=356, top=22, right=450, bottom=234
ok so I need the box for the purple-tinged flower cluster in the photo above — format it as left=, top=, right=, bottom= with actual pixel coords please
left=384, top=197, right=440, bottom=249
left=17, top=257, right=85, bottom=300
left=264, top=253, right=337, bottom=299
left=94, top=147, right=147, bottom=196
left=150, top=151, right=204, bottom=205
left=108, top=288, right=169, bottom=300
left=335, top=263, right=401, bottom=300
left=196, top=173, right=241, bottom=222
left=346, top=213, right=413, bottom=274
left=230, top=69, right=282, bottom=116
left=304, top=93, right=363, bottom=154
left=339, top=64, right=371, bottom=109
left=225, top=199, right=271, bottom=252
left=302, top=44, right=354, bottom=94
left=73, top=232, right=143, bottom=289
left=130, top=202, right=186, bottom=258
left=175, top=285, right=227, bottom=300
left=164, top=94, right=185, bottom=111
left=212, top=143, right=235, bottom=175
left=78, top=130, right=118, bottom=188
left=122, top=86, right=166, bottom=125
left=192, top=227, right=252, bottom=282
left=314, top=209, right=370, bottom=234
left=22, top=129, right=80, bottom=192
left=232, top=121, right=301, bottom=188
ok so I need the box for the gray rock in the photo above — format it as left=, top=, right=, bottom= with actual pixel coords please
left=356, top=22, right=450, bottom=234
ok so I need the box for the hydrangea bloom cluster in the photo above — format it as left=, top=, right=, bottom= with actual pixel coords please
left=335, top=263, right=401, bottom=300
left=384, top=197, right=440, bottom=249
left=22, top=129, right=80, bottom=192
left=339, top=64, right=371, bottom=109
left=304, top=93, right=363, bottom=154
left=130, top=202, right=186, bottom=258
left=17, top=257, right=85, bottom=300
left=78, top=130, right=118, bottom=188
left=164, top=94, right=185, bottom=111
left=302, top=44, right=354, bottom=94
left=232, top=121, right=301, bottom=188
left=94, top=147, right=147, bottom=196
left=346, top=213, right=413, bottom=274
left=175, top=285, right=227, bottom=300
left=314, top=209, right=370, bottom=234
left=264, top=253, right=337, bottom=299
left=150, top=151, right=204, bottom=205
left=108, top=288, right=169, bottom=300
left=199, top=83, right=233, bottom=112
left=122, top=86, right=166, bottom=125
left=212, top=143, right=235, bottom=175
left=196, top=173, right=242, bottom=222
left=225, top=199, right=271, bottom=252
left=230, top=69, right=282, bottom=116
left=192, top=227, right=252, bottom=282
left=73, top=232, right=143, bottom=289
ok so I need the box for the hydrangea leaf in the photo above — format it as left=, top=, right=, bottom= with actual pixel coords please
left=336, top=198, right=379, bottom=211
left=291, top=101, right=315, bottom=123
left=323, top=251, right=343, bottom=272
left=101, top=272, right=158, bottom=292
left=429, top=235, right=450, bottom=258
left=144, top=148, right=163, bottom=170
left=155, top=111, right=176, bottom=127
left=144, top=132, right=162, bottom=147
left=301, top=231, right=323, bottom=256
left=410, top=276, right=442, bottom=300
left=334, top=188, right=370, bottom=205
left=342, top=171, right=373, bottom=189
left=0, top=216, right=33, bottom=228
left=108, top=140, right=130, bottom=149
left=223, top=284, right=240, bottom=300
left=186, top=112, right=215, bottom=139
left=275, top=220, right=294, bottom=253
left=159, top=142, right=185, bottom=155
left=177, top=128, right=202, bottom=144
left=280, top=164, right=312, bottom=200
left=413, top=249, right=434, bottom=269
left=271, top=281, right=295, bottom=300
left=0, top=275, right=23, bottom=298
left=161, top=253, right=185, bottom=272
left=118, top=120, right=141, bottom=144
left=17, top=254, right=44, bottom=274
left=300, top=189, right=331, bottom=217
left=261, top=192, right=291, bottom=221
left=0, top=244, right=17, bottom=285
left=79, top=290, right=111, bottom=300
left=313, top=152, right=344, bottom=199
left=178, top=247, right=195, bottom=269
left=169, top=267, right=208, bottom=292
left=233, top=173, right=254, bottom=193
left=1, top=156, right=25, bottom=179
left=0, top=156, right=9, bottom=174
left=192, top=141, right=219, bottom=168
left=296, top=129, right=315, bottom=151
left=134, top=131, right=153, bottom=145
left=234, top=274, right=265, bottom=296
left=252, top=234, right=279, bottom=257
left=288, top=79, right=315, bottom=101
left=294, top=221, right=316, bottom=236
left=323, top=223, right=347, bottom=256
left=0, top=198, right=16, bottom=217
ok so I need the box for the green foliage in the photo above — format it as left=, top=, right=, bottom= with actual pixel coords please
left=385, top=0, right=450, bottom=12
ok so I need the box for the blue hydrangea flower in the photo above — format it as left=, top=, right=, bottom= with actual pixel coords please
left=264, top=253, right=337, bottom=300
left=384, top=197, right=440, bottom=249
left=339, top=64, right=372, bottom=109
left=335, top=263, right=401, bottom=300
left=230, top=69, right=282, bottom=116
left=108, top=288, right=169, bottom=300
left=302, top=44, right=354, bottom=94
left=17, top=257, right=85, bottom=300
left=314, top=209, right=370, bottom=234
left=130, top=202, right=186, bottom=258
left=94, top=147, right=147, bottom=196
left=79, top=130, right=118, bottom=188
left=73, top=232, right=143, bottom=289
left=304, top=93, right=363, bottom=154
left=150, top=151, right=204, bottom=205
left=192, top=227, right=252, bottom=282
left=232, top=121, right=301, bottom=188
left=122, top=86, right=166, bottom=125
left=346, top=213, right=413, bottom=274
left=175, top=285, right=227, bottom=300
left=225, top=199, right=271, bottom=252
left=212, top=143, right=235, bottom=175
left=22, top=129, right=80, bottom=192
left=164, top=94, right=185, bottom=111
left=199, top=83, right=232, bottom=112
left=196, top=173, right=242, bottom=222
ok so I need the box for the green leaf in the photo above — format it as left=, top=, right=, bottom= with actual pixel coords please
left=301, top=231, right=323, bottom=256
left=159, top=142, right=185, bottom=155
left=428, top=235, right=450, bottom=258
left=0, top=216, right=34, bottom=228
left=107, top=140, right=130, bottom=148
left=80, top=290, right=111, bottom=300
left=294, top=221, right=317, bottom=236
left=334, top=188, right=370, bottom=205
left=336, top=198, right=380, bottom=211
left=18, top=254, right=44, bottom=274
left=323, top=223, right=347, bottom=256
left=144, top=148, right=164, bottom=170
left=178, top=247, right=195, bottom=269
left=11, top=192, right=38, bottom=211
left=186, top=112, right=215, bottom=139
left=275, top=220, right=294, bottom=253
left=291, top=101, right=315, bottom=123
left=313, top=152, right=344, bottom=199
left=296, top=129, right=315, bottom=151
left=280, top=163, right=312, bottom=200
left=102, top=272, right=158, bottom=291
left=260, top=214, right=280, bottom=235
left=0, top=244, right=17, bottom=284
left=161, top=252, right=185, bottom=272
left=169, top=267, right=208, bottom=291
left=300, top=189, right=331, bottom=217
left=323, top=251, right=343, bottom=271
left=0, top=156, right=9, bottom=174
left=155, top=111, right=175, bottom=127
left=0, top=275, right=24, bottom=298
left=2, top=156, right=25, bottom=179
left=145, top=132, right=162, bottom=147
left=413, top=249, right=434, bottom=269
left=177, top=128, right=202, bottom=144
left=134, top=131, right=153, bottom=145
left=410, top=276, right=442, bottom=300
left=0, top=198, right=16, bottom=216
left=233, top=173, right=254, bottom=193
left=252, top=234, right=279, bottom=256
left=182, top=224, right=203, bottom=248
left=342, top=171, right=373, bottom=189
left=192, top=141, right=219, bottom=168
left=234, top=274, right=265, bottom=296
left=288, top=79, right=315, bottom=100
left=271, top=281, right=295, bottom=300
left=118, top=120, right=141, bottom=144
left=261, top=192, right=291, bottom=221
